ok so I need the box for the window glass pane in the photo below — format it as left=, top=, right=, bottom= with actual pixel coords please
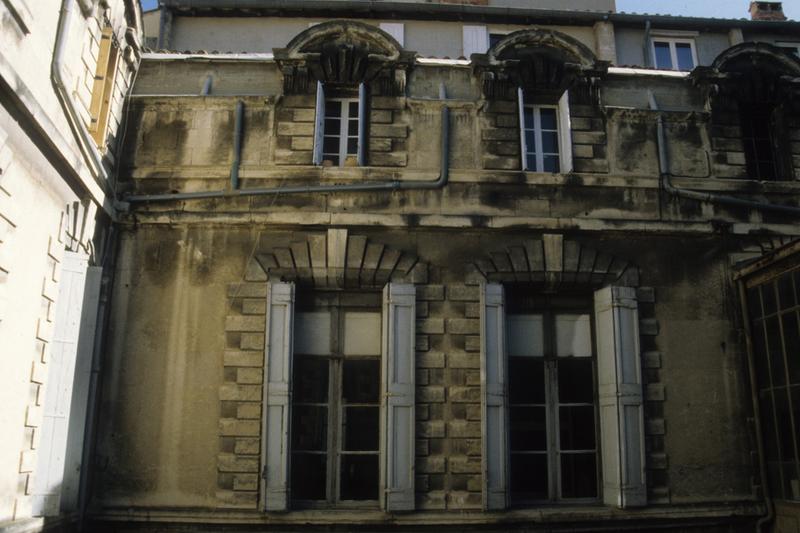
left=326, top=100, right=341, bottom=116
left=523, top=108, right=535, bottom=129
left=559, top=405, right=596, bottom=451
left=767, top=316, right=786, bottom=387
left=340, top=455, right=378, bottom=500
left=324, top=118, right=340, bottom=136
left=782, top=312, right=800, bottom=385
left=347, top=137, right=358, bottom=154
left=507, top=315, right=544, bottom=357
left=509, top=357, right=545, bottom=404
left=525, top=130, right=537, bottom=155
left=653, top=41, right=672, bottom=69
left=323, top=136, right=340, bottom=155
left=293, top=356, right=329, bottom=403
left=543, top=155, right=560, bottom=173
left=778, top=272, right=796, bottom=309
left=348, top=119, right=359, bottom=136
left=560, top=453, right=597, bottom=498
left=342, top=359, right=380, bottom=403
left=555, top=314, right=592, bottom=358
left=291, top=453, right=327, bottom=500
left=762, top=392, right=779, bottom=461
left=753, top=320, right=771, bottom=391
left=343, top=407, right=379, bottom=451
left=348, top=101, right=359, bottom=117
left=343, top=312, right=381, bottom=356
left=510, top=406, right=547, bottom=451
left=291, top=405, right=328, bottom=451
left=764, top=282, right=778, bottom=316
left=541, top=131, right=559, bottom=154
left=510, top=453, right=548, bottom=499
left=775, top=387, right=795, bottom=460
left=526, top=155, right=538, bottom=172
left=295, top=312, right=331, bottom=355
left=675, top=42, right=694, bottom=70
left=539, top=108, right=557, bottom=130
left=557, top=358, right=594, bottom=404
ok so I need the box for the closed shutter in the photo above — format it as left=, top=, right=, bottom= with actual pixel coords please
left=313, top=81, right=325, bottom=166
left=558, top=91, right=573, bottom=173
left=261, top=282, right=295, bottom=511
left=358, top=83, right=367, bottom=167
left=594, top=286, right=646, bottom=508
left=381, top=283, right=416, bottom=511
left=380, top=23, right=404, bottom=46
left=480, top=283, right=508, bottom=510
left=462, top=25, right=489, bottom=58
left=32, top=252, right=89, bottom=516
left=517, top=87, right=528, bottom=171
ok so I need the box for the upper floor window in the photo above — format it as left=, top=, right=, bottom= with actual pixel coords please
left=651, top=37, right=697, bottom=71
left=517, top=89, right=573, bottom=173
left=313, top=82, right=366, bottom=167
left=740, top=103, right=779, bottom=181
left=88, top=26, right=120, bottom=148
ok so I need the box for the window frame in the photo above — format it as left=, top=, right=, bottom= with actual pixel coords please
left=650, top=37, right=698, bottom=71
left=87, top=25, right=120, bottom=149
left=517, top=88, right=572, bottom=174
left=313, top=82, right=366, bottom=167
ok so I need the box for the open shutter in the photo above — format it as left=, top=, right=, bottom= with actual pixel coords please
left=381, top=283, right=415, bottom=511
left=357, top=82, right=367, bottom=167
left=558, top=90, right=573, bottom=173
left=380, top=22, right=404, bottom=46
left=517, top=87, right=528, bottom=171
left=481, top=283, right=508, bottom=510
left=594, top=286, right=646, bottom=508
left=312, top=81, right=325, bottom=166
left=32, top=252, right=89, bottom=516
left=261, top=282, right=295, bottom=511
left=462, top=25, right=489, bottom=58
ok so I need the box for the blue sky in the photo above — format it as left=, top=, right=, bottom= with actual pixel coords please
left=139, top=0, right=800, bottom=20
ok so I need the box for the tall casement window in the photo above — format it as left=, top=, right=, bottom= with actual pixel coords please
left=650, top=35, right=697, bottom=71
left=261, top=283, right=415, bottom=512
left=517, top=88, right=572, bottom=173
left=506, top=298, right=599, bottom=502
left=87, top=26, right=119, bottom=148
left=740, top=103, right=780, bottom=181
left=313, top=82, right=367, bottom=167
left=744, top=265, right=800, bottom=501
left=481, top=284, right=646, bottom=510
left=291, top=294, right=382, bottom=505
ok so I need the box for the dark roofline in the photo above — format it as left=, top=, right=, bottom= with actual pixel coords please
left=159, top=0, right=800, bottom=31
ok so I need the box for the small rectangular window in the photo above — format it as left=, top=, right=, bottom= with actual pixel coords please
left=651, top=38, right=697, bottom=71
left=521, top=105, right=560, bottom=173
left=313, top=83, right=366, bottom=167
left=88, top=26, right=119, bottom=148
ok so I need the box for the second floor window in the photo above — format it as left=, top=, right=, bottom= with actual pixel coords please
left=517, top=88, right=573, bottom=174
left=740, top=103, right=781, bottom=181
left=652, top=37, right=696, bottom=71
left=313, top=82, right=366, bottom=167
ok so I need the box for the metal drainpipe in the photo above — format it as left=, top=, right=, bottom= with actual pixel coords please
left=123, top=104, right=450, bottom=203
left=648, top=91, right=800, bottom=217
left=53, top=0, right=113, bottom=201
left=230, top=100, right=243, bottom=190
left=737, top=279, right=775, bottom=533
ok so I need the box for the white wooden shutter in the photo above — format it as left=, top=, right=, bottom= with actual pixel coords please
left=594, top=286, right=646, bottom=508
left=60, top=265, right=103, bottom=511
left=558, top=90, right=573, bottom=173
left=480, top=283, right=508, bottom=510
left=517, top=87, right=528, bottom=171
left=261, top=282, right=295, bottom=511
left=357, top=82, right=367, bottom=167
left=313, top=81, right=325, bottom=166
left=380, top=22, right=404, bottom=46
left=381, top=283, right=416, bottom=511
left=32, top=252, right=89, bottom=516
left=462, top=25, right=489, bottom=58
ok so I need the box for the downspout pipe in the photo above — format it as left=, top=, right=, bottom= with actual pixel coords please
left=648, top=91, right=800, bottom=217
left=230, top=100, right=243, bottom=190
left=53, top=0, right=113, bottom=207
left=123, top=104, right=450, bottom=203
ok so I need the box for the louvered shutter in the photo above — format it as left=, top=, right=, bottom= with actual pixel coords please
left=517, top=87, right=528, bottom=171
left=462, top=25, right=489, bottom=58
left=558, top=90, right=573, bottom=173
left=358, top=82, right=367, bottom=167
left=313, top=81, right=325, bottom=165
left=381, top=283, right=416, bottom=511
left=480, top=283, right=508, bottom=510
left=594, top=286, right=646, bottom=508
left=261, top=282, right=295, bottom=511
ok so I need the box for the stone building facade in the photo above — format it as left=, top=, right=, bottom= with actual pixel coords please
left=4, top=0, right=800, bottom=532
